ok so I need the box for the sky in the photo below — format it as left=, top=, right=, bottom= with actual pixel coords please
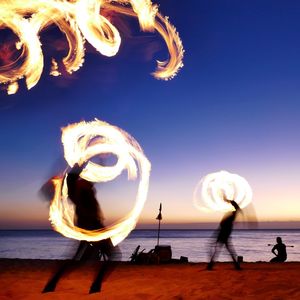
left=1, top=0, right=300, bottom=229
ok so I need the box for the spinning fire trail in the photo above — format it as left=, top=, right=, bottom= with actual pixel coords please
left=50, top=119, right=151, bottom=246
left=193, top=170, right=253, bottom=213
left=0, top=0, right=184, bottom=95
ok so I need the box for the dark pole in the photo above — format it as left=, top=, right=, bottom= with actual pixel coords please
left=156, top=203, right=162, bottom=246
left=157, top=219, right=161, bottom=246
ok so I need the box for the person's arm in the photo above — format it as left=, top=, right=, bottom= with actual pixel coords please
left=230, top=200, right=241, bottom=211
left=69, top=163, right=85, bottom=176
left=272, top=245, right=277, bottom=256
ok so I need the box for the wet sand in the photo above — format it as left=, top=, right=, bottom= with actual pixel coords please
left=0, top=259, right=300, bottom=299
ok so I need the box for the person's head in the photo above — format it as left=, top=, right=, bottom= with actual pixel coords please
left=276, top=237, right=282, bottom=244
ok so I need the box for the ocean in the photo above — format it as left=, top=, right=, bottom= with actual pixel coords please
left=0, top=229, right=299, bottom=262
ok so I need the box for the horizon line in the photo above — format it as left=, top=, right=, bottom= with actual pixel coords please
left=1, top=221, right=300, bottom=230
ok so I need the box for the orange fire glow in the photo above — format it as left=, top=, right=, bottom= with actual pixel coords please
left=49, top=119, right=151, bottom=245
left=0, top=0, right=184, bottom=94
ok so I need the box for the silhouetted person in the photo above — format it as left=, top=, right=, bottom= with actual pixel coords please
left=270, top=237, right=287, bottom=262
left=43, top=163, right=115, bottom=294
left=207, top=198, right=241, bottom=270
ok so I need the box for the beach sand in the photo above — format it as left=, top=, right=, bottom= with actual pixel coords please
left=0, top=259, right=300, bottom=299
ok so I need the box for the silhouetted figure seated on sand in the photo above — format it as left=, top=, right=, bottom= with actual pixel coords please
left=43, top=163, right=116, bottom=294
left=270, top=237, right=287, bottom=262
left=207, top=198, right=241, bottom=270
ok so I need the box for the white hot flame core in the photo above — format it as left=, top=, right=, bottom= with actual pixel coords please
left=193, top=170, right=252, bottom=212
left=49, top=119, right=151, bottom=246
left=0, top=0, right=184, bottom=94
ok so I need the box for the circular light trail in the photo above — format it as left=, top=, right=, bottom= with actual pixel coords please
left=193, top=170, right=252, bottom=213
left=0, top=0, right=184, bottom=94
left=49, top=119, right=151, bottom=246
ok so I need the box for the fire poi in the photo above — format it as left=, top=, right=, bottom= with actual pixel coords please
left=50, top=119, right=151, bottom=246
left=0, top=0, right=184, bottom=94
left=193, top=170, right=252, bottom=212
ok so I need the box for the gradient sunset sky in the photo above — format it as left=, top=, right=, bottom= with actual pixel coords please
left=1, top=0, right=300, bottom=229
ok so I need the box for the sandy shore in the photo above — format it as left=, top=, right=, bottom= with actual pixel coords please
left=0, top=259, right=300, bottom=299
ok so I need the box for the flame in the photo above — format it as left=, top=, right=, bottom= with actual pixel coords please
left=193, top=170, right=253, bottom=212
left=0, top=0, right=184, bottom=94
left=49, top=119, right=151, bottom=246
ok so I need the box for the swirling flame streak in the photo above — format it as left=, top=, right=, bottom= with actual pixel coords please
left=0, top=0, right=184, bottom=94
left=50, top=119, right=151, bottom=246
left=193, top=170, right=253, bottom=212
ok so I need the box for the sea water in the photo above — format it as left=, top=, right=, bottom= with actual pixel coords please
left=0, top=229, right=299, bottom=262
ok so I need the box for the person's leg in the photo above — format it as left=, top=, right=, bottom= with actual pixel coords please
left=225, top=240, right=240, bottom=270
left=270, top=256, right=282, bottom=262
left=207, top=242, right=221, bottom=270
left=42, top=241, right=88, bottom=293
left=89, top=239, right=116, bottom=293
left=42, top=260, right=72, bottom=292
left=89, top=261, right=109, bottom=293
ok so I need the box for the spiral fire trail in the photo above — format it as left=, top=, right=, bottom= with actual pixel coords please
left=49, top=119, right=151, bottom=246
left=0, top=0, right=184, bottom=95
left=193, top=170, right=253, bottom=213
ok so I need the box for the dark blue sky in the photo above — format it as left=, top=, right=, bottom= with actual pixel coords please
left=1, top=0, right=300, bottom=228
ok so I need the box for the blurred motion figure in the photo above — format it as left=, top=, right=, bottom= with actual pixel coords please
left=207, top=198, right=241, bottom=270
left=43, top=163, right=116, bottom=294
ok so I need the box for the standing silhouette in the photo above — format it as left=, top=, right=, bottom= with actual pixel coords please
left=43, top=163, right=115, bottom=293
left=207, top=198, right=241, bottom=270
left=270, top=237, right=287, bottom=262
